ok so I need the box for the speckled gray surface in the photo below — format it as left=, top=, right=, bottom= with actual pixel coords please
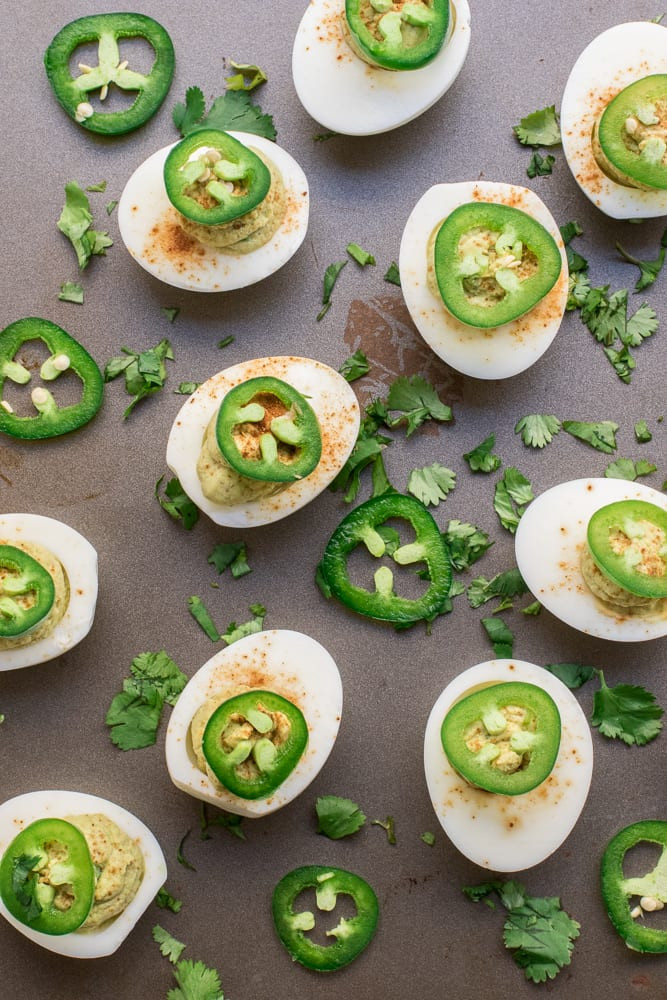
left=1, top=1, right=666, bottom=996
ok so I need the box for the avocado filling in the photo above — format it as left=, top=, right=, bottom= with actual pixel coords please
left=464, top=703, right=537, bottom=775
left=456, top=227, right=539, bottom=308
left=212, top=703, right=292, bottom=781
left=196, top=413, right=287, bottom=506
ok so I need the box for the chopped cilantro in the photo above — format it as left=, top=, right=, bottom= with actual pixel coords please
left=313, top=130, right=339, bottom=141
left=222, top=604, right=266, bottom=645
left=512, top=105, right=561, bottom=147
left=623, top=303, right=658, bottom=346
left=635, top=419, right=653, bottom=443
left=346, top=242, right=376, bottom=266
left=105, top=200, right=118, bottom=216
left=175, top=382, right=200, bottom=395
left=173, top=84, right=276, bottom=140
left=526, top=152, right=555, bottom=177
left=562, top=419, right=618, bottom=453
left=372, top=816, right=397, bottom=844
left=208, top=542, right=251, bottom=578
left=217, top=336, right=234, bottom=349
left=493, top=468, right=533, bottom=533
left=58, top=281, right=84, bottom=304
left=329, top=421, right=392, bottom=503
left=317, top=260, right=347, bottom=320
left=384, top=375, right=453, bottom=436
left=177, top=829, right=196, bottom=872
left=200, top=802, right=246, bottom=841
left=522, top=600, right=541, bottom=615
left=57, top=181, right=113, bottom=269
left=384, top=261, right=401, bottom=286
left=166, top=958, right=224, bottom=1000
left=105, top=651, right=187, bottom=750
left=616, top=228, right=667, bottom=291
left=104, top=338, right=174, bottom=419
left=85, top=180, right=107, bottom=192
left=442, top=520, right=493, bottom=571
left=463, top=432, right=501, bottom=472
left=604, top=457, right=657, bottom=481
left=339, top=349, right=370, bottom=382
left=481, top=617, right=514, bottom=657
left=463, top=880, right=580, bottom=984
left=153, top=925, right=186, bottom=964
left=155, top=887, right=183, bottom=914
left=161, top=307, right=180, bottom=323
left=316, top=795, right=366, bottom=839
left=407, top=463, right=456, bottom=506
left=591, top=670, right=663, bottom=745
left=187, top=596, right=221, bottom=641
left=514, top=414, right=561, bottom=448
left=225, top=59, right=267, bottom=92
left=467, top=568, right=528, bottom=609
left=543, top=662, right=596, bottom=689
left=421, top=831, right=436, bottom=846
left=603, top=343, right=635, bottom=383
left=155, top=475, right=199, bottom=530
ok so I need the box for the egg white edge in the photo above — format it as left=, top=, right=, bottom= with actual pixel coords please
left=0, top=514, right=98, bottom=672
left=166, top=355, right=360, bottom=528
left=398, top=181, right=568, bottom=379
left=560, top=21, right=667, bottom=219
left=117, top=132, right=309, bottom=292
left=165, top=629, right=343, bottom=818
left=292, top=0, right=471, bottom=135
left=515, top=477, right=667, bottom=642
left=423, top=659, right=593, bottom=872
left=0, top=789, right=167, bottom=958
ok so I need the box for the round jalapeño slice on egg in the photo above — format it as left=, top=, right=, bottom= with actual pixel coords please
left=593, top=75, right=667, bottom=191
left=0, top=545, right=56, bottom=638
left=433, top=201, right=562, bottom=328
left=202, top=690, right=309, bottom=800
left=440, top=681, right=561, bottom=796
left=164, top=129, right=271, bottom=227
left=215, top=376, right=322, bottom=483
left=587, top=500, right=667, bottom=599
left=344, top=0, right=450, bottom=71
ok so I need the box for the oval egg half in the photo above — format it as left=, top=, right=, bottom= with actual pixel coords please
left=166, top=355, right=360, bottom=528
left=399, top=181, right=568, bottom=379
left=165, top=629, right=343, bottom=818
left=515, top=477, right=667, bottom=642
left=0, top=789, right=166, bottom=958
left=424, top=659, right=593, bottom=872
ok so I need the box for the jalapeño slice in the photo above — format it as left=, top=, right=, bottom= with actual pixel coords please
left=594, top=76, right=667, bottom=191
left=345, top=0, right=450, bottom=71
left=587, top=500, right=667, bottom=599
left=433, top=202, right=562, bottom=328
left=601, top=820, right=667, bottom=954
left=440, top=681, right=561, bottom=795
left=215, top=376, right=322, bottom=483
left=0, top=546, right=55, bottom=638
left=164, top=130, right=271, bottom=227
left=0, top=818, right=95, bottom=935
left=272, top=865, right=379, bottom=970
left=202, top=690, right=308, bottom=800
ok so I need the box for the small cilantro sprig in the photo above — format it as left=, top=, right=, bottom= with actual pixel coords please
left=562, top=419, right=618, bottom=453
left=604, top=458, right=657, bottom=481
left=173, top=84, right=275, bottom=140
left=514, top=414, right=561, bottom=448
left=463, top=433, right=501, bottom=472
left=494, top=468, right=533, bottom=533
left=153, top=925, right=186, bottom=964
left=481, top=617, right=514, bottom=657
left=383, top=375, right=453, bottom=436
left=384, top=261, right=401, bottom=286
left=316, top=795, right=366, bottom=839
left=58, top=281, right=84, bottom=304
left=57, top=181, right=113, bottom=269
left=339, top=349, right=370, bottom=382
left=187, top=596, right=221, bottom=641
left=407, top=463, right=456, bottom=506
left=155, top=476, right=199, bottom=530
left=346, top=242, right=376, bottom=267
left=104, top=339, right=174, bottom=419
left=634, top=419, right=653, bottom=443
left=591, top=670, right=663, bottom=746
left=467, top=568, right=528, bottom=610
left=105, top=651, right=187, bottom=750
left=463, top=880, right=580, bottom=984
left=222, top=604, right=266, bottom=645
left=616, top=227, right=667, bottom=291
left=513, top=105, right=561, bottom=147
left=527, top=152, right=555, bottom=178
left=208, top=542, right=251, bottom=578
left=543, top=662, right=596, bottom=689
left=442, top=520, right=493, bottom=571
left=155, top=887, right=183, bottom=914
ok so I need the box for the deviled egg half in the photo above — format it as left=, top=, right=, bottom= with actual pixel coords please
left=165, top=629, right=343, bottom=818
left=117, top=130, right=309, bottom=291
left=515, top=478, right=667, bottom=642
left=0, top=513, right=97, bottom=671
left=399, top=181, right=568, bottom=379
left=292, top=0, right=471, bottom=135
left=424, top=659, right=592, bottom=872
left=166, top=355, right=360, bottom=528
left=0, top=790, right=166, bottom=958
left=561, top=20, right=667, bottom=219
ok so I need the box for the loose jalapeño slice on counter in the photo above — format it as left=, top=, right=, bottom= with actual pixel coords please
left=601, top=820, right=667, bottom=953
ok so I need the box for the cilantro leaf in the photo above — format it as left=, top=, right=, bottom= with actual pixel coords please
left=514, top=414, right=561, bottom=448
left=161, top=307, right=180, bottom=323
left=85, top=180, right=107, bottom=192
left=200, top=802, right=246, bottom=841
left=346, top=242, right=376, bottom=266
left=127, top=651, right=188, bottom=707
left=167, top=958, right=224, bottom=1000
left=616, top=230, right=667, bottom=291
left=106, top=200, right=118, bottom=216
left=543, top=663, right=596, bottom=689
left=155, top=887, right=183, bottom=913
left=57, top=181, right=113, bottom=269
left=604, top=458, right=657, bottom=481
left=317, top=260, right=347, bottom=320
left=559, top=221, right=583, bottom=246
left=513, top=105, right=561, bottom=147
left=153, top=925, right=186, bottom=964
left=384, top=261, right=401, bottom=285
left=187, top=596, right=221, bottom=641
left=222, top=604, right=266, bottom=645
left=155, top=476, right=200, bottom=530
left=467, top=568, right=528, bottom=609
left=421, top=831, right=436, bottom=846
left=384, top=375, right=453, bottom=436
left=442, top=520, right=493, bottom=571
left=603, top=343, right=635, bottom=384
left=208, top=542, right=251, bottom=578
left=329, top=424, right=392, bottom=503
left=567, top=270, right=591, bottom=311
left=591, top=670, right=663, bottom=745
left=583, top=287, right=628, bottom=345
left=172, top=85, right=206, bottom=134
left=407, top=463, right=456, bottom=506
left=58, top=281, right=84, bottom=304
left=104, top=339, right=174, bottom=419
left=316, top=795, right=366, bottom=839
left=225, top=60, right=267, bottom=92
left=494, top=468, right=533, bottom=533
left=339, top=349, right=370, bottom=382
left=634, top=419, right=653, bottom=443
left=522, top=600, right=541, bottom=615
left=562, top=419, right=618, bottom=453
left=463, top=433, right=501, bottom=472
left=105, top=651, right=186, bottom=750
left=175, top=382, right=200, bottom=395
left=481, top=617, right=514, bottom=657
left=526, top=152, right=555, bottom=177
left=622, top=303, right=658, bottom=346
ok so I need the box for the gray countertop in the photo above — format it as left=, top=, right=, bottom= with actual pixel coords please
left=1, top=1, right=666, bottom=996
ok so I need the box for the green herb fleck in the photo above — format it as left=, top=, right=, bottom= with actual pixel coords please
left=514, top=414, right=561, bottom=448
left=339, top=349, right=370, bottom=382
left=421, top=831, right=436, bottom=846
left=316, top=795, right=366, bottom=839
left=200, top=801, right=246, bottom=841
left=153, top=924, right=186, bottom=963
left=105, top=651, right=187, bottom=750
left=384, top=261, right=401, bottom=286
left=513, top=105, right=561, bottom=147
left=372, top=816, right=397, bottom=845
left=634, top=420, right=653, bottom=443
left=85, top=180, right=107, bottom=192
left=318, top=260, right=348, bottom=320
left=57, top=181, right=113, bottom=269
left=177, top=829, right=196, bottom=872
left=208, top=542, right=251, bottom=578
left=175, top=382, right=200, bottom=395
left=225, top=60, right=267, bottom=92
left=591, top=670, right=663, bottom=745
left=187, top=596, right=221, bottom=641
left=173, top=84, right=276, bottom=140
left=218, top=336, right=235, bottom=349
left=526, top=152, right=555, bottom=177
left=346, top=242, right=376, bottom=266
left=104, top=338, right=174, bottom=419
left=616, top=228, right=667, bottom=291
left=604, top=458, right=657, bottom=481
left=442, top=520, right=493, bottom=571
left=161, top=307, right=180, bottom=323
left=155, top=475, right=199, bottom=530
left=562, top=419, right=618, bottom=453
left=481, top=617, right=514, bottom=657
left=463, top=433, right=502, bottom=472
left=105, top=200, right=118, bottom=216
left=222, top=604, right=266, bottom=645
left=58, top=281, right=84, bottom=304
left=155, top=887, right=183, bottom=914
left=494, top=468, right=533, bottom=533
left=543, top=662, right=596, bottom=690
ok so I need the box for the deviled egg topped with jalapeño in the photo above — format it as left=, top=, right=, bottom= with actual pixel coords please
left=166, top=356, right=360, bottom=528
left=561, top=20, right=667, bottom=218
left=399, top=181, right=568, bottom=378
left=118, top=130, right=309, bottom=291
left=292, top=0, right=471, bottom=135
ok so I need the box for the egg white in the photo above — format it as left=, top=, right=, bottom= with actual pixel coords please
left=166, top=355, right=360, bottom=528
left=165, top=629, right=343, bottom=818
left=0, top=789, right=166, bottom=958
left=515, top=478, right=667, bottom=643
left=292, top=0, right=471, bottom=136
left=0, top=514, right=97, bottom=672
left=117, top=132, right=309, bottom=292
left=561, top=21, right=667, bottom=220
left=424, top=659, right=592, bottom=872
left=399, top=181, right=568, bottom=379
